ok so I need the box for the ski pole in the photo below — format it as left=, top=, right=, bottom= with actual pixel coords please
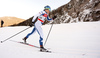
left=1, top=27, right=31, bottom=43
left=44, top=22, right=54, bottom=46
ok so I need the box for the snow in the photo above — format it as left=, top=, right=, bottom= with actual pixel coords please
left=0, top=22, right=100, bottom=58
left=83, top=9, right=91, bottom=15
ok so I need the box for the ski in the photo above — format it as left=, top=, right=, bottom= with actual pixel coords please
left=40, top=50, right=51, bottom=53
left=10, top=40, right=51, bottom=53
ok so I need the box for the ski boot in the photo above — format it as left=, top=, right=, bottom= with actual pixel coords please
left=23, top=37, right=27, bottom=43
left=40, top=46, right=51, bottom=52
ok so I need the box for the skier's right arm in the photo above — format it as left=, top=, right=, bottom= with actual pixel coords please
left=30, top=11, right=42, bottom=27
left=32, top=13, right=41, bottom=22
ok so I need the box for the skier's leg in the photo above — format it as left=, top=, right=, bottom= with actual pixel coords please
left=23, top=27, right=36, bottom=43
left=35, top=25, right=47, bottom=51
left=35, top=25, right=50, bottom=52
left=35, top=25, right=43, bottom=47
left=39, top=37, right=43, bottom=47
left=26, top=27, right=36, bottom=38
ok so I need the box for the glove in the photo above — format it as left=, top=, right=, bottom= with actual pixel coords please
left=29, top=22, right=34, bottom=27
left=52, top=16, right=57, bottom=20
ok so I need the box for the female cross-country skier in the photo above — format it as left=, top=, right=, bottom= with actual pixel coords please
left=23, top=5, right=56, bottom=52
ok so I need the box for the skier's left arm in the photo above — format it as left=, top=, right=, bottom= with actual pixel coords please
left=47, top=15, right=57, bottom=21
left=47, top=16, right=53, bottom=21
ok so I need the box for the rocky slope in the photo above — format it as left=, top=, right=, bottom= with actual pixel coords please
left=50, top=0, right=100, bottom=24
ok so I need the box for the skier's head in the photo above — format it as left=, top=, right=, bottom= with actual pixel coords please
left=44, top=5, right=51, bottom=14
left=44, top=5, right=51, bottom=11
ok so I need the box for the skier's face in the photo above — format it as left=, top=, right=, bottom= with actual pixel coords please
left=45, top=9, right=50, bottom=14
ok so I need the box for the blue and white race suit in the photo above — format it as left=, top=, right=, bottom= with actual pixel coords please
left=26, top=10, right=53, bottom=46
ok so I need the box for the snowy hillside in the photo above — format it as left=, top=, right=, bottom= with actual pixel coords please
left=0, top=22, right=100, bottom=58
